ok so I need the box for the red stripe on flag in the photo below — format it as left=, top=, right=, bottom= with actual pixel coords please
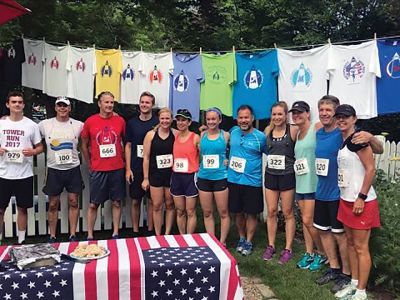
left=107, top=239, right=119, bottom=300
left=126, top=238, right=141, bottom=300
left=137, top=236, right=151, bottom=250
left=0, top=245, right=10, bottom=261
left=155, top=235, right=169, bottom=248
left=66, top=241, right=79, bottom=254
left=174, top=234, right=189, bottom=247
left=191, top=233, right=208, bottom=247
left=84, top=240, right=98, bottom=300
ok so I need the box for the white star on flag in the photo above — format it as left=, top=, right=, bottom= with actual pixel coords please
left=60, top=279, right=68, bottom=287
left=20, top=292, right=28, bottom=299
left=44, top=280, right=51, bottom=288
left=27, top=281, right=35, bottom=289
left=11, top=282, right=19, bottom=290
left=36, top=291, right=44, bottom=299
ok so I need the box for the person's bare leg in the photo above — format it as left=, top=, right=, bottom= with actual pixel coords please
left=265, top=189, right=279, bottom=248
left=186, top=197, right=197, bottom=234
left=150, top=186, right=164, bottom=236
left=281, top=189, right=295, bottom=250
left=16, top=207, right=27, bottom=231
left=352, top=229, right=372, bottom=289
left=344, top=226, right=359, bottom=280
left=214, top=189, right=230, bottom=244
left=0, top=208, right=5, bottom=240
left=334, top=232, right=351, bottom=274
left=87, top=203, right=99, bottom=239
left=146, top=197, right=154, bottom=232
left=68, top=193, right=79, bottom=237
left=48, top=195, right=60, bottom=238
left=299, top=200, right=324, bottom=254
left=246, top=214, right=258, bottom=243
left=164, top=188, right=175, bottom=235
left=173, top=196, right=187, bottom=234
left=199, top=190, right=215, bottom=235
left=235, top=213, right=246, bottom=238
left=319, top=230, right=341, bottom=268
left=130, top=199, right=141, bottom=234
left=112, top=200, right=121, bottom=236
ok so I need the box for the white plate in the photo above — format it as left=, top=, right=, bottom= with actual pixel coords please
left=69, top=249, right=110, bottom=261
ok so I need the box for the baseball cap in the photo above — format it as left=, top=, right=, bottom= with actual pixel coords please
left=289, top=101, right=310, bottom=113
left=334, top=104, right=356, bottom=117
left=55, top=96, right=71, bottom=106
left=175, top=109, right=192, bottom=120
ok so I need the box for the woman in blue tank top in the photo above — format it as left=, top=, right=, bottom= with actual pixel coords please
left=198, top=107, right=230, bottom=246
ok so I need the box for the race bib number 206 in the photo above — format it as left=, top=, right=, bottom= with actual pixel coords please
left=229, top=156, right=246, bottom=173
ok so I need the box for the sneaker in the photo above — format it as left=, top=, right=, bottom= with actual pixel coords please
left=309, top=253, right=327, bottom=271
left=331, top=274, right=351, bottom=293
left=262, top=245, right=276, bottom=261
left=350, top=293, right=367, bottom=300
left=236, top=237, right=246, bottom=253
left=48, top=236, right=57, bottom=243
left=315, top=268, right=340, bottom=285
left=296, top=252, right=314, bottom=269
left=69, top=235, right=78, bottom=242
left=241, top=241, right=253, bottom=256
left=335, top=284, right=356, bottom=299
left=278, top=249, right=293, bottom=265
left=112, top=234, right=120, bottom=240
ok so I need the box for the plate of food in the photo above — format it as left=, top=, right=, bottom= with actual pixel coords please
left=69, top=244, right=110, bottom=261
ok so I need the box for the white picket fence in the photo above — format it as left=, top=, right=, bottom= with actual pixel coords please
left=374, top=135, right=400, bottom=182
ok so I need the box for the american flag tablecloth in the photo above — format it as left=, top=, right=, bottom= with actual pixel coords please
left=0, top=233, right=244, bottom=300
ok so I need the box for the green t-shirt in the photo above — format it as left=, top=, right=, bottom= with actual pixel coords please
left=200, top=53, right=236, bottom=116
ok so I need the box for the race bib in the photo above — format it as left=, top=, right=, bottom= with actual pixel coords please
left=5, top=149, right=23, bottom=164
left=156, top=154, right=173, bottom=169
left=294, top=158, right=309, bottom=175
left=229, top=156, right=246, bottom=173
left=338, top=169, right=349, bottom=187
left=55, top=149, right=73, bottom=165
left=315, top=158, right=329, bottom=176
left=99, top=144, right=116, bottom=158
left=267, top=155, right=285, bottom=170
left=202, top=155, right=219, bottom=169
left=137, top=145, right=144, bottom=158
left=174, top=158, right=189, bottom=173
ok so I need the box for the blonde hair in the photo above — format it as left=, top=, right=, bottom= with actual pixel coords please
left=158, top=107, right=173, bottom=118
left=265, top=101, right=289, bottom=135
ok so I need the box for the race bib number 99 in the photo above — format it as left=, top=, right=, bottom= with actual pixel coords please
left=315, top=158, right=329, bottom=176
left=99, top=144, right=116, bottom=158
left=5, top=150, right=23, bottom=164
left=174, top=158, right=189, bottom=173
left=267, top=155, right=285, bottom=170
left=156, top=154, right=173, bottom=169
left=229, top=156, right=246, bottom=173
left=202, top=155, right=219, bottom=169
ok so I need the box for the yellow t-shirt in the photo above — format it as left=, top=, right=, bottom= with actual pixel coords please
left=95, top=49, right=122, bottom=100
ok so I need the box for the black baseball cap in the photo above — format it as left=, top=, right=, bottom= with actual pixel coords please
left=334, top=104, right=356, bottom=117
left=175, top=108, right=192, bottom=120
left=289, top=101, right=310, bottom=113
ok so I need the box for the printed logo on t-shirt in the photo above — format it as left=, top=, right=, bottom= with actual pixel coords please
left=96, top=126, right=117, bottom=145
left=76, top=58, right=86, bottom=72
left=28, top=53, right=37, bottom=65
left=7, top=46, right=16, bottom=59
left=343, top=57, right=365, bottom=83
left=149, top=65, right=163, bottom=83
left=101, top=61, right=112, bottom=77
left=386, top=53, right=400, bottom=79
left=174, top=70, right=189, bottom=92
left=122, top=64, right=135, bottom=81
left=244, top=66, right=263, bottom=89
left=206, top=66, right=227, bottom=84
left=50, top=57, right=59, bottom=69
left=291, top=63, right=312, bottom=88
left=50, top=140, right=73, bottom=151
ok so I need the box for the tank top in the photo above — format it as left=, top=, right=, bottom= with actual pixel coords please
left=198, top=130, right=228, bottom=180
left=149, top=129, right=175, bottom=176
left=294, top=124, right=317, bottom=193
left=266, top=125, right=295, bottom=175
left=173, top=132, right=199, bottom=173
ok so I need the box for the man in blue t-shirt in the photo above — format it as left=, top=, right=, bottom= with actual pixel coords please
left=125, top=91, right=158, bottom=236
left=228, top=105, right=267, bottom=256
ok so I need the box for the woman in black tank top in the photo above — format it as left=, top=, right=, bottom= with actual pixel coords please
left=142, top=108, right=176, bottom=236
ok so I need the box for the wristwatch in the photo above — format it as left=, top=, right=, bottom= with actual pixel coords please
left=358, top=192, right=368, bottom=200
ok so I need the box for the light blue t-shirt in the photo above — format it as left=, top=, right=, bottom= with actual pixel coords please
left=171, top=54, right=203, bottom=122
left=233, top=50, right=279, bottom=120
left=377, top=40, right=400, bottom=115
left=228, top=126, right=268, bottom=187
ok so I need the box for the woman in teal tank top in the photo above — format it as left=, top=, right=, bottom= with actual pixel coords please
left=198, top=107, right=230, bottom=245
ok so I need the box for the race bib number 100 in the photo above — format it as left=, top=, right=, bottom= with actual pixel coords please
left=99, top=144, right=116, bottom=158
left=55, top=149, right=73, bottom=165
left=5, top=150, right=23, bottom=164
left=229, top=156, right=246, bottom=173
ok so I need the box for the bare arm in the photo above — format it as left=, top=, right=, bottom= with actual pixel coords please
left=81, top=136, right=91, bottom=171
left=125, top=142, right=133, bottom=183
left=141, top=131, right=154, bottom=190
left=23, top=142, right=43, bottom=157
left=352, top=131, right=383, bottom=154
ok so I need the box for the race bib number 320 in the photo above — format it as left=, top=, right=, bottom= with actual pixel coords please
left=315, top=158, right=329, bottom=176
left=229, top=156, right=246, bottom=173
left=99, top=144, right=116, bottom=158
left=5, top=150, right=23, bottom=163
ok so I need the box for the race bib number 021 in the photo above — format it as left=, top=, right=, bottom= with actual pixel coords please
left=229, top=156, right=246, bottom=173
left=315, top=158, right=329, bottom=176
left=267, top=155, right=285, bottom=170
left=5, top=149, right=23, bottom=163
left=99, top=144, right=116, bottom=158
left=156, top=154, right=173, bottom=169
left=202, top=154, right=219, bottom=169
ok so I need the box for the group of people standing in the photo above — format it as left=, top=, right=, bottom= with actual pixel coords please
left=0, top=90, right=382, bottom=300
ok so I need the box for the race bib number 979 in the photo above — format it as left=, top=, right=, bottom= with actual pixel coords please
left=5, top=150, right=23, bottom=163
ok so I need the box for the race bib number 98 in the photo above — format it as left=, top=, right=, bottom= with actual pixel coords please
left=174, top=158, right=189, bottom=173
left=5, top=150, right=23, bottom=164
left=229, top=156, right=246, bottom=173
left=99, top=144, right=116, bottom=158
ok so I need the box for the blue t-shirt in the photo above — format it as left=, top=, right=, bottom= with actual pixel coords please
left=171, top=54, right=203, bottom=122
left=125, top=114, right=158, bottom=172
left=377, top=40, right=400, bottom=115
left=315, top=127, right=342, bottom=201
left=233, top=50, right=279, bottom=120
left=228, top=126, right=268, bottom=187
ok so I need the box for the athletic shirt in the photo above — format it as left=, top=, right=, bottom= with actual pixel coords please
left=266, top=125, right=295, bottom=175
left=172, top=132, right=199, bottom=173
left=338, top=135, right=376, bottom=202
left=315, top=127, right=342, bottom=201
left=149, top=129, right=175, bottom=177
left=294, top=124, right=317, bottom=193
left=198, top=130, right=228, bottom=180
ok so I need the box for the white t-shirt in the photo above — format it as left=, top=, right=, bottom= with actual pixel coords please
left=120, top=51, right=143, bottom=104
left=278, top=45, right=330, bottom=121
left=39, top=118, right=83, bottom=170
left=138, top=52, right=174, bottom=108
left=21, top=38, right=44, bottom=90
left=67, top=46, right=96, bottom=103
left=43, top=43, right=69, bottom=97
left=0, top=117, right=42, bottom=179
left=328, top=41, right=381, bottom=119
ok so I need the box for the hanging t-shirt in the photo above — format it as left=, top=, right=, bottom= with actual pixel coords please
left=67, top=46, right=96, bottom=103
left=278, top=45, right=330, bottom=122
left=328, top=41, right=381, bottom=119
left=377, top=40, right=400, bottom=115
left=21, top=38, right=44, bottom=90
left=233, top=50, right=279, bottom=120
left=200, top=53, right=236, bottom=117
left=138, top=52, right=173, bottom=108
left=95, top=49, right=122, bottom=101
left=120, top=51, right=142, bottom=104
left=171, top=53, right=203, bottom=122
left=43, top=43, right=68, bottom=97
left=0, top=39, right=25, bottom=86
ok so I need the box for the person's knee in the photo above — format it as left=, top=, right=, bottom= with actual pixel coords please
left=302, top=216, right=313, bottom=227
left=89, top=203, right=98, bottom=210
left=176, top=208, right=186, bottom=217
left=282, top=208, right=294, bottom=219
left=153, top=202, right=163, bottom=212
left=112, top=201, right=121, bottom=209
left=219, top=209, right=229, bottom=218
left=68, top=198, right=79, bottom=209
left=17, top=207, right=27, bottom=214
left=165, top=201, right=174, bottom=210
left=267, top=207, right=278, bottom=218
left=203, top=209, right=213, bottom=219
left=132, top=200, right=141, bottom=209
left=186, top=209, right=196, bottom=218
left=48, top=200, right=59, bottom=212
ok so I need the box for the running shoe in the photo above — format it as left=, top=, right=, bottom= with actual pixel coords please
left=236, top=237, right=246, bottom=253
left=334, top=284, right=356, bottom=299
left=112, top=234, right=120, bottom=240
left=350, top=293, right=367, bottom=300
left=331, top=274, right=351, bottom=293
left=315, top=268, right=340, bottom=285
left=241, top=241, right=253, bottom=256
left=296, top=252, right=314, bottom=269
left=69, top=235, right=78, bottom=242
left=262, top=245, right=276, bottom=261
left=48, top=236, right=57, bottom=243
left=309, top=253, right=328, bottom=271
left=278, top=249, right=293, bottom=265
